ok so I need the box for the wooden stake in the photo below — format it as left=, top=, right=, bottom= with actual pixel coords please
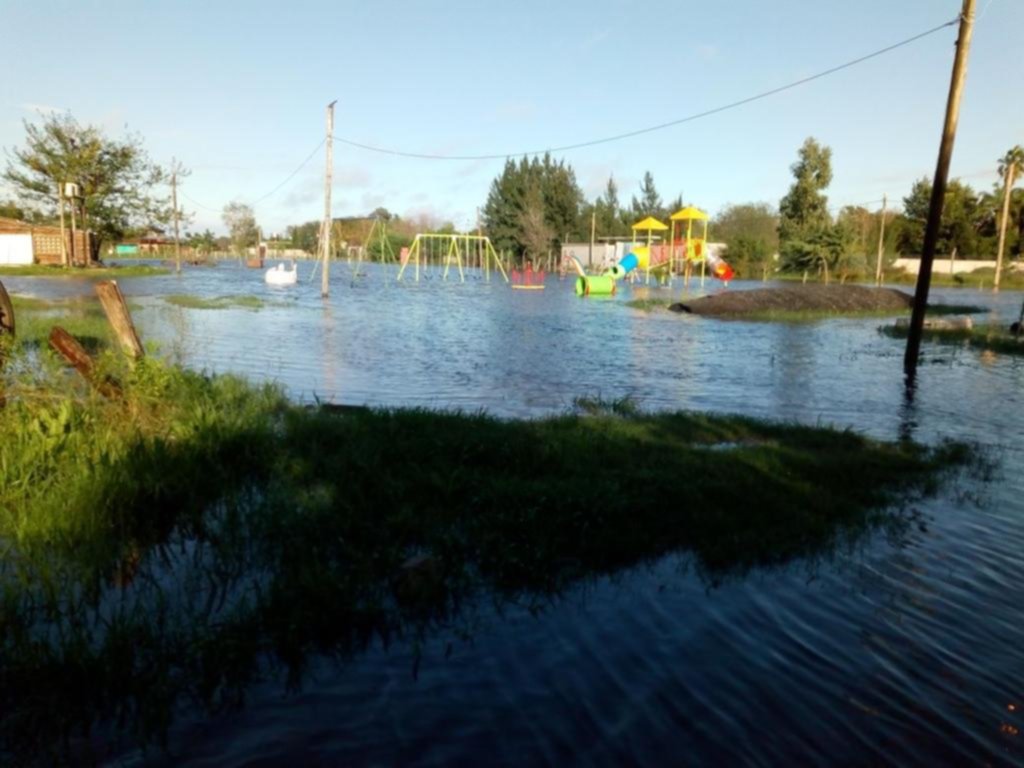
left=95, top=280, right=145, bottom=359
left=905, top=0, right=975, bottom=380
left=874, top=194, right=887, bottom=286
left=48, top=327, right=122, bottom=398
left=321, top=100, right=337, bottom=298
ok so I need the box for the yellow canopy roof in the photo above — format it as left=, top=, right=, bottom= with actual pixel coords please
left=670, top=206, right=709, bottom=221
left=631, top=216, right=668, bottom=231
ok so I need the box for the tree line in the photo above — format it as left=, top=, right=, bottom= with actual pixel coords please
left=3, top=113, right=1021, bottom=278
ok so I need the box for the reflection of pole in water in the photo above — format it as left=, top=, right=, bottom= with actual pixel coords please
left=320, top=303, right=339, bottom=402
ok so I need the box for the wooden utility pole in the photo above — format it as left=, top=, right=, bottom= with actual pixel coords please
left=589, top=209, right=596, bottom=269
left=994, top=161, right=1017, bottom=292
left=58, top=183, right=69, bottom=268
left=68, top=186, right=79, bottom=267
left=904, top=0, right=975, bottom=380
left=320, top=100, right=337, bottom=298
left=874, top=194, right=887, bottom=286
left=171, top=159, right=182, bottom=274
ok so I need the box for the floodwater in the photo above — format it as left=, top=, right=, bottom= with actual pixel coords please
left=4, top=261, right=1024, bottom=766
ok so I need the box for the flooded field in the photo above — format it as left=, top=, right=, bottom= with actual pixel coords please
left=3, top=261, right=1023, bottom=765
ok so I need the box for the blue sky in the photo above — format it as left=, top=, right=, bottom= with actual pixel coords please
left=2, top=0, right=1021, bottom=236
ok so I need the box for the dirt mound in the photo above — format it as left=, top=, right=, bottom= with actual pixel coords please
left=669, top=284, right=914, bottom=317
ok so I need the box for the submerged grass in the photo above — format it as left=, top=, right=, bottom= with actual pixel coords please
left=880, top=322, right=1024, bottom=356
left=163, top=294, right=267, bottom=310
left=0, top=333, right=977, bottom=760
left=0, top=264, right=169, bottom=278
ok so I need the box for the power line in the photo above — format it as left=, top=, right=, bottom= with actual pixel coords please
left=179, top=138, right=326, bottom=213
left=334, top=17, right=959, bottom=161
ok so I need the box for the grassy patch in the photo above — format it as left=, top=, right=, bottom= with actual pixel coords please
left=880, top=322, right=1024, bottom=356
left=722, top=303, right=986, bottom=323
left=624, top=298, right=673, bottom=312
left=163, top=294, right=266, bottom=310
left=0, top=264, right=169, bottom=278
left=8, top=295, right=115, bottom=351
left=0, top=342, right=975, bottom=760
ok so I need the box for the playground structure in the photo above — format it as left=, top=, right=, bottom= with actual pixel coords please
left=573, top=207, right=733, bottom=296
left=396, top=234, right=509, bottom=283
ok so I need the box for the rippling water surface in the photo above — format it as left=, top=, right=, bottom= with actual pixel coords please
left=5, top=262, right=1023, bottom=765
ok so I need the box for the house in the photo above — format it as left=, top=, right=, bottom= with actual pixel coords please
left=0, top=217, right=97, bottom=266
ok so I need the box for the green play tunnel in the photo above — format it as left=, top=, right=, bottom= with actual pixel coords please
left=575, top=275, right=617, bottom=296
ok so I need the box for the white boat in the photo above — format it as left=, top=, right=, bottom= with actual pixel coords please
left=264, top=262, right=298, bottom=286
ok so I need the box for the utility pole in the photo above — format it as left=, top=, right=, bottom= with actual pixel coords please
left=58, top=183, right=68, bottom=268
left=874, top=194, right=887, bottom=286
left=905, top=0, right=975, bottom=381
left=320, top=100, right=337, bottom=299
left=994, top=161, right=1016, bottom=292
left=589, top=209, right=596, bottom=269
left=68, top=186, right=79, bottom=267
left=171, top=158, right=182, bottom=274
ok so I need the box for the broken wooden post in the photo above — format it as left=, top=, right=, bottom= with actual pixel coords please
left=49, top=327, right=122, bottom=398
left=95, top=280, right=144, bottom=359
left=0, top=280, right=15, bottom=340
left=0, top=280, right=12, bottom=406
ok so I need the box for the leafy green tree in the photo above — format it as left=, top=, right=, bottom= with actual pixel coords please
left=778, top=137, right=847, bottom=276
left=222, top=202, right=259, bottom=255
left=2, top=113, right=169, bottom=254
left=898, top=178, right=991, bottom=258
left=187, top=229, right=218, bottom=256
left=287, top=221, right=320, bottom=254
left=713, top=202, right=779, bottom=277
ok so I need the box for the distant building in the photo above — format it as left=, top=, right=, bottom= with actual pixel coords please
left=0, top=217, right=97, bottom=266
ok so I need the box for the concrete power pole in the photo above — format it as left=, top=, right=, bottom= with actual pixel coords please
left=904, top=0, right=976, bottom=381
left=874, top=194, right=887, bottom=286
left=320, top=100, right=337, bottom=299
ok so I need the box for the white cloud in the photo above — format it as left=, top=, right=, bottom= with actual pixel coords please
left=18, top=102, right=65, bottom=116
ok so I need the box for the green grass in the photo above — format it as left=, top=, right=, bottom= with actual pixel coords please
left=727, top=303, right=987, bottom=324
left=624, top=295, right=986, bottom=322
left=0, top=264, right=170, bottom=278
left=880, top=322, right=1024, bottom=356
left=8, top=295, right=116, bottom=351
left=0, top=334, right=977, bottom=760
left=163, top=294, right=266, bottom=310
left=625, top=298, right=673, bottom=311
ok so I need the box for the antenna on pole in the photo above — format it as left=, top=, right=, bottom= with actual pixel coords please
left=320, top=100, right=337, bottom=298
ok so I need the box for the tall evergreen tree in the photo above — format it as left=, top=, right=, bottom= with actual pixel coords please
left=630, top=171, right=664, bottom=222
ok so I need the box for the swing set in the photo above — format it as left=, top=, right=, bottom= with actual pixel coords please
left=396, top=234, right=510, bottom=283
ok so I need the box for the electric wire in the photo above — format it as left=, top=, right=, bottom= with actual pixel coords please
left=334, top=17, right=960, bottom=161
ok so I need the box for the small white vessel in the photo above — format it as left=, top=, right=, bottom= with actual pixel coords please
left=264, top=262, right=298, bottom=286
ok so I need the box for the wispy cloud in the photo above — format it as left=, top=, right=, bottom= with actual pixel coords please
left=695, top=43, right=718, bottom=60
left=580, top=30, right=610, bottom=50
left=19, top=102, right=65, bottom=115
left=490, top=101, right=537, bottom=122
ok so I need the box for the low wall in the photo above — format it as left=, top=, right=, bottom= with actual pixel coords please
left=892, top=257, right=1020, bottom=276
